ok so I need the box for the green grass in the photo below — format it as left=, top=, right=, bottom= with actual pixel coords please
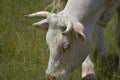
left=0, top=0, right=120, bottom=80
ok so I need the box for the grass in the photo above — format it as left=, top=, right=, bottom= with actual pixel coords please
left=0, top=0, right=120, bottom=80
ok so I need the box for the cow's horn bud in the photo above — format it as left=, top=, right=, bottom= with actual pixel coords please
left=62, top=20, right=73, bottom=35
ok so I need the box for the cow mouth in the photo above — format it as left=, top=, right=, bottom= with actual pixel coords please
left=46, top=69, right=68, bottom=80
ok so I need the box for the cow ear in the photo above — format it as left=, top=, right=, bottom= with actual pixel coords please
left=73, top=22, right=86, bottom=41
left=60, top=35, right=70, bottom=52
left=32, top=19, right=49, bottom=31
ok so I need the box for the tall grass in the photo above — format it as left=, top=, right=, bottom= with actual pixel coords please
left=0, top=0, right=119, bottom=80
left=0, top=0, right=51, bottom=80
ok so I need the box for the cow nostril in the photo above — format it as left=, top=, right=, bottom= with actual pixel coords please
left=47, top=74, right=56, bottom=80
left=50, top=76, right=56, bottom=80
left=52, top=76, right=56, bottom=80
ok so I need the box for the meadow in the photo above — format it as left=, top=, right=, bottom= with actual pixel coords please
left=0, top=0, right=120, bottom=80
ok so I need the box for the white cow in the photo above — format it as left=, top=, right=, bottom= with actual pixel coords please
left=25, top=0, right=111, bottom=80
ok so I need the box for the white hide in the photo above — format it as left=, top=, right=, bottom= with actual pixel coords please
left=98, top=0, right=120, bottom=26
left=82, top=55, right=95, bottom=79
left=95, top=24, right=107, bottom=61
left=26, top=0, right=109, bottom=80
left=46, top=0, right=106, bottom=79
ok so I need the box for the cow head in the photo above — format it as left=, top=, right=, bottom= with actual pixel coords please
left=25, top=11, right=87, bottom=80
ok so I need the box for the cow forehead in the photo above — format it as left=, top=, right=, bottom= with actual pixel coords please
left=48, top=14, right=61, bottom=21
left=46, top=30, right=63, bottom=47
left=47, top=14, right=66, bottom=26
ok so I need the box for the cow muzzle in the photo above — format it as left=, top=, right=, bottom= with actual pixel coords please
left=46, top=74, right=56, bottom=80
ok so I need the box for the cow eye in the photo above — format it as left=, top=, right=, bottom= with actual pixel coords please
left=62, top=42, right=70, bottom=52
left=60, top=35, right=70, bottom=52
